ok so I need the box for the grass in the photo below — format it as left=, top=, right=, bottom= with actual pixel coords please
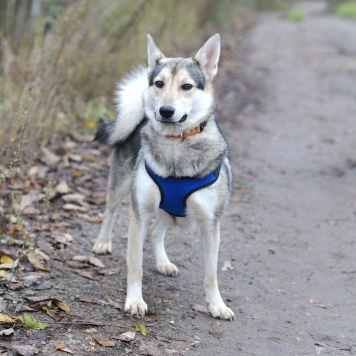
left=335, top=1, right=356, bottom=18
left=285, top=9, right=305, bottom=21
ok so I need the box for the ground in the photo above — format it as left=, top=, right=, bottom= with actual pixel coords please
left=1, top=1, right=356, bottom=355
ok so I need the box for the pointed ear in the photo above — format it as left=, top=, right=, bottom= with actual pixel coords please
left=147, top=34, right=165, bottom=72
left=194, top=34, right=220, bottom=80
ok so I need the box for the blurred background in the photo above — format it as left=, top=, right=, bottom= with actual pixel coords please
left=0, top=0, right=353, bottom=171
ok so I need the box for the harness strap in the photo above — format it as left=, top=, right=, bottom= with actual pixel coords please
left=145, top=163, right=221, bottom=217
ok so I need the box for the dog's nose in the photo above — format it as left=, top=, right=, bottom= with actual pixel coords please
left=159, top=105, right=175, bottom=119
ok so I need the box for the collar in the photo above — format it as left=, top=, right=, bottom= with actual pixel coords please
left=166, top=121, right=207, bottom=141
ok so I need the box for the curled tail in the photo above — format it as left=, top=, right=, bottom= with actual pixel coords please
left=94, top=66, right=148, bottom=146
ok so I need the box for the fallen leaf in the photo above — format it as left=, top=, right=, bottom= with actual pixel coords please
left=0, top=327, right=14, bottom=336
left=19, top=193, right=38, bottom=212
left=54, top=343, right=73, bottom=354
left=93, top=335, right=116, bottom=347
left=55, top=234, right=73, bottom=245
left=88, top=256, right=105, bottom=268
left=132, top=322, right=147, bottom=336
left=60, top=347, right=73, bottom=354
left=27, top=251, right=48, bottom=271
left=0, top=254, right=14, bottom=264
left=72, top=255, right=88, bottom=262
left=9, top=282, right=23, bottom=290
left=50, top=299, right=70, bottom=312
left=66, top=261, right=89, bottom=269
left=252, top=310, right=267, bottom=319
left=326, top=311, right=341, bottom=318
left=62, top=193, right=87, bottom=206
left=309, top=297, right=329, bottom=309
left=72, top=169, right=84, bottom=177
left=0, top=270, right=6, bottom=278
left=15, top=305, right=36, bottom=313
left=98, top=265, right=121, bottom=276
left=76, top=296, right=93, bottom=303
left=68, top=153, right=82, bottom=162
left=118, top=331, right=136, bottom=342
left=21, top=206, right=40, bottom=216
left=41, top=146, right=61, bottom=167
left=106, top=295, right=122, bottom=310
left=0, top=258, right=19, bottom=269
left=25, top=295, right=51, bottom=303
left=85, top=328, right=98, bottom=333
left=191, top=303, right=209, bottom=314
left=3, top=272, right=18, bottom=282
left=55, top=343, right=66, bottom=350
left=40, top=306, right=63, bottom=321
left=27, top=165, right=40, bottom=179
left=75, top=270, right=95, bottom=280
left=0, top=313, right=15, bottom=323
left=78, top=213, right=103, bottom=223
left=55, top=181, right=71, bottom=194
left=63, top=203, right=87, bottom=211
left=221, top=260, right=234, bottom=271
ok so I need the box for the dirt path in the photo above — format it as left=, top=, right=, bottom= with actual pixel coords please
left=2, top=1, right=356, bottom=355
left=214, top=1, right=356, bottom=354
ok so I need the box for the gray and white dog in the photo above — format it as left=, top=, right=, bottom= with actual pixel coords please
left=94, top=34, right=234, bottom=320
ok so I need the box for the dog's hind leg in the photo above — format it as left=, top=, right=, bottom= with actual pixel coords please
left=150, top=216, right=178, bottom=276
left=93, top=159, right=131, bottom=254
left=201, top=222, right=235, bottom=320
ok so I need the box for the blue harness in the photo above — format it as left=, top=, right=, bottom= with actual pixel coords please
left=145, top=163, right=220, bottom=217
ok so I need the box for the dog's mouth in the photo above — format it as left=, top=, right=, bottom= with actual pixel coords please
left=179, top=114, right=188, bottom=123
left=154, top=112, right=188, bottom=124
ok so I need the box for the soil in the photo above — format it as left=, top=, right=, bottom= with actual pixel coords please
left=1, top=1, right=356, bottom=355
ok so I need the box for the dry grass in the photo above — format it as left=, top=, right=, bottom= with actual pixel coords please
left=0, top=0, right=242, bottom=178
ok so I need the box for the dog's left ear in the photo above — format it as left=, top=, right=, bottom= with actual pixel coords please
left=194, top=34, right=220, bottom=80
left=147, top=34, right=165, bottom=73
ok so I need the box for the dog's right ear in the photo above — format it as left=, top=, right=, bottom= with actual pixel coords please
left=147, top=34, right=165, bottom=72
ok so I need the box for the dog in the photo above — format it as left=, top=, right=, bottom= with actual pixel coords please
left=93, top=34, right=234, bottom=320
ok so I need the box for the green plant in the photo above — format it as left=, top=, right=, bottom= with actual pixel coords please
left=286, top=9, right=305, bottom=21
left=23, top=313, right=46, bottom=329
left=335, top=1, right=356, bottom=18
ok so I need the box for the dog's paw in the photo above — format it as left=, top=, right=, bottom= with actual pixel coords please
left=208, top=303, right=235, bottom=321
left=157, top=262, right=179, bottom=276
left=93, top=239, right=112, bottom=254
left=124, top=299, right=147, bottom=317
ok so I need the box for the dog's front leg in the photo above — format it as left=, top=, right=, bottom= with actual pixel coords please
left=201, top=222, right=235, bottom=320
left=124, top=207, right=148, bottom=317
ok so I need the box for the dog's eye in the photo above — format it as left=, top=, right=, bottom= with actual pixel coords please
left=182, top=84, right=193, bottom=91
left=155, top=81, right=164, bottom=88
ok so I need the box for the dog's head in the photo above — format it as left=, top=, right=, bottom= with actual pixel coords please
left=144, top=34, right=220, bottom=134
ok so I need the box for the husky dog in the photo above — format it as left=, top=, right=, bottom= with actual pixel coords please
left=93, top=34, right=234, bottom=320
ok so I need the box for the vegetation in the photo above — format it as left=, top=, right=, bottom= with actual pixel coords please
left=0, top=0, right=238, bottom=173
left=286, top=9, right=305, bottom=21
left=335, top=1, right=356, bottom=18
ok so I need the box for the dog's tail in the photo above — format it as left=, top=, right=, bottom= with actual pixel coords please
left=94, top=66, right=147, bottom=147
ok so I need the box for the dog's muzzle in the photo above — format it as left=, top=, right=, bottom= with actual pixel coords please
left=159, top=105, right=175, bottom=119
left=157, top=106, right=188, bottom=124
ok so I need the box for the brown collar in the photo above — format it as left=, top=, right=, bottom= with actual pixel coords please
left=166, top=121, right=207, bottom=141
